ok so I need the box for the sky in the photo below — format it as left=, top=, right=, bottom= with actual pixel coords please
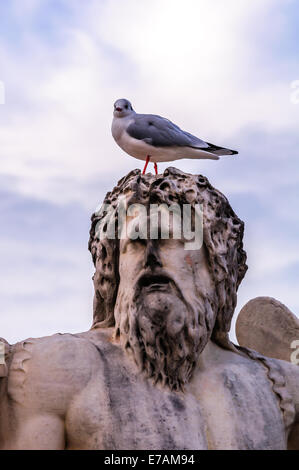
left=0, top=0, right=298, bottom=344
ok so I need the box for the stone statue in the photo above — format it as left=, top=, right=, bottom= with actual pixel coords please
left=0, top=167, right=298, bottom=450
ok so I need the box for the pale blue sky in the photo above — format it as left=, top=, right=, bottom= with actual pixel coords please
left=0, top=0, right=298, bottom=343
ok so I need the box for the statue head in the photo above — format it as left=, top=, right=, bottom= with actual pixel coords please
left=89, top=167, right=247, bottom=390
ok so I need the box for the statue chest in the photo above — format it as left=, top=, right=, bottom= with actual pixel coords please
left=65, top=351, right=287, bottom=450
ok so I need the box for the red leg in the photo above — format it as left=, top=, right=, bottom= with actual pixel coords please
left=142, top=155, right=150, bottom=175
left=154, top=162, right=158, bottom=175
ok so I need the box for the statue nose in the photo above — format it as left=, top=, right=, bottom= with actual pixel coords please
left=144, top=242, right=163, bottom=270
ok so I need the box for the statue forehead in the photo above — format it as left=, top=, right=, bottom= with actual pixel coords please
left=105, top=182, right=204, bottom=252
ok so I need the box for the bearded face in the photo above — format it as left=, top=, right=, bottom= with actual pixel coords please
left=114, top=213, right=217, bottom=391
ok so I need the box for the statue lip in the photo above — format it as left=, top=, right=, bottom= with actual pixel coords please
left=137, top=271, right=173, bottom=292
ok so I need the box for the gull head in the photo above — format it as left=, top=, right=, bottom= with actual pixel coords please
left=113, top=98, right=134, bottom=118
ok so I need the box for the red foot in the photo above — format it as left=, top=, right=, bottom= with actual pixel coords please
left=142, top=155, right=150, bottom=174
left=154, top=162, right=158, bottom=175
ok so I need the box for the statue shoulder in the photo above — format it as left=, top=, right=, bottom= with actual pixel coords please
left=236, top=347, right=299, bottom=432
left=235, top=296, right=299, bottom=432
left=270, top=358, right=299, bottom=417
left=7, top=333, right=103, bottom=411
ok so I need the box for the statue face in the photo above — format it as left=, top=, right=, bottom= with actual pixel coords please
left=114, top=211, right=217, bottom=390
left=117, top=236, right=214, bottom=312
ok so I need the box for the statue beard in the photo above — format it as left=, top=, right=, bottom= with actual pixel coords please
left=115, top=285, right=216, bottom=391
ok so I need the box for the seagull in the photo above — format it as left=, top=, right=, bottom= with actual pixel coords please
left=111, top=98, right=238, bottom=175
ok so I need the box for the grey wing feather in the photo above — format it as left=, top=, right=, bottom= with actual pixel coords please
left=126, top=114, right=210, bottom=149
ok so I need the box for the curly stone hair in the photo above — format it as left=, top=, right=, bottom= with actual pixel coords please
left=88, top=167, right=248, bottom=350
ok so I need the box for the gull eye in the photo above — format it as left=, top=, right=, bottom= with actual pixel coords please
left=125, top=104, right=128, bottom=109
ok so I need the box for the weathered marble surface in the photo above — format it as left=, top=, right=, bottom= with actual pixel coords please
left=0, top=330, right=293, bottom=450
left=0, top=168, right=298, bottom=450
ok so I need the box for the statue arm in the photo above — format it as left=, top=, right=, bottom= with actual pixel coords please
left=288, top=370, right=299, bottom=449
left=236, top=296, right=299, bottom=448
left=2, top=412, right=65, bottom=450
left=0, top=334, right=97, bottom=450
left=280, top=362, right=299, bottom=450
left=0, top=338, right=65, bottom=449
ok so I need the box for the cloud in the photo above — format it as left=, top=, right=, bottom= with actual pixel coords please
left=0, top=189, right=94, bottom=343
left=1, top=0, right=298, bottom=204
